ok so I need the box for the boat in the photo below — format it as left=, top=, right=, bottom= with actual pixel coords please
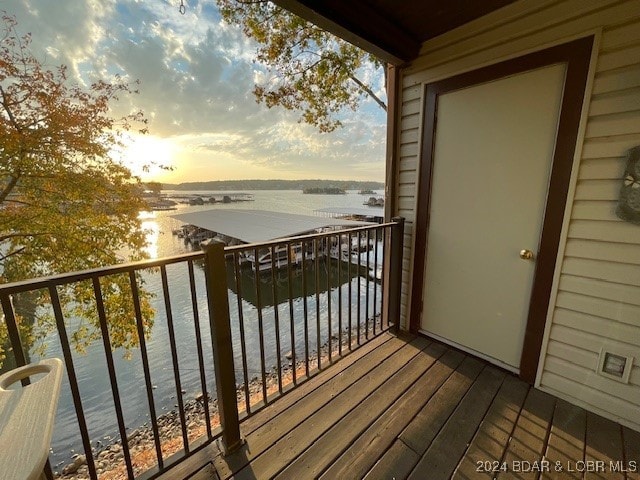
left=244, top=243, right=315, bottom=273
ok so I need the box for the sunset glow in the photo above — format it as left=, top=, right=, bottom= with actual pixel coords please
left=121, top=134, right=176, bottom=180
left=11, top=0, right=386, bottom=183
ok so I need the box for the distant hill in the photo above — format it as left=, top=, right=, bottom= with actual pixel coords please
left=162, top=179, right=385, bottom=191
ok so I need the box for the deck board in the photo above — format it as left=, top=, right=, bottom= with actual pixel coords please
left=541, top=399, right=586, bottom=480
left=452, top=374, right=530, bottom=479
left=158, top=332, right=639, bottom=480
left=585, top=412, right=625, bottom=480
left=320, top=348, right=465, bottom=480
left=187, top=463, right=218, bottom=480
left=230, top=336, right=431, bottom=479
left=275, top=342, right=447, bottom=479
left=407, top=367, right=506, bottom=480
left=239, top=332, right=397, bottom=436
left=623, top=426, right=640, bottom=480
left=214, top=333, right=409, bottom=478
left=362, top=355, right=485, bottom=480
left=399, top=355, right=485, bottom=455
left=498, top=387, right=557, bottom=480
left=364, top=440, right=419, bottom=480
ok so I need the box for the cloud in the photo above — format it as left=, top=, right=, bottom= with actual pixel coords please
left=4, top=0, right=387, bottom=181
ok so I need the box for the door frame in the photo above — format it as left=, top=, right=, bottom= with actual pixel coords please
left=409, top=36, right=594, bottom=383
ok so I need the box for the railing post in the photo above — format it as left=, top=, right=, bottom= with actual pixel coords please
left=202, top=242, right=243, bottom=454
left=387, top=217, right=405, bottom=334
left=0, top=294, right=28, bottom=369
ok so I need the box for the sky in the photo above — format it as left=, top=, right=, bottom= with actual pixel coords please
left=2, top=0, right=387, bottom=183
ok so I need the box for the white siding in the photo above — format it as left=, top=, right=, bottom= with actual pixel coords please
left=396, top=0, right=640, bottom=431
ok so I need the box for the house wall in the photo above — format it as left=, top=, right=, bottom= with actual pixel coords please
left=397, top=0, right=640, bottom=430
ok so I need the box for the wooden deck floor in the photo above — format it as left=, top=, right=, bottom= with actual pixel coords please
left=163, top=332, right=640, bottom=480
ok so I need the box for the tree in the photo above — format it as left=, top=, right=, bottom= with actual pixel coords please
left=145, top=181, right=163, bottom=195
left=216, top=0, right=387, bottom=133
left=0, top=14, right=154, bottom=367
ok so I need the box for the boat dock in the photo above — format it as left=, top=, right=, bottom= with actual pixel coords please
left=171, top=209, right=375, bottom=274
left=314, top=206, right=385, bottom=223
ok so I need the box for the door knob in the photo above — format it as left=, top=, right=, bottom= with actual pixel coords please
left=519, top=249, right=534, bottom=260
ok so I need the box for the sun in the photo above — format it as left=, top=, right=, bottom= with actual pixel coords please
left=120, top=134, right=175, bottom=180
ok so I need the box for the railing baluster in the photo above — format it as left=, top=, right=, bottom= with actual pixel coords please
left=326, top=234, right=332, bottom=364
left=232, top=252, right=251, bottom=415
left=253, top=247, right=268, bottom=404
left=373, top=226, right=380, bottom=335
left=44, top=455, right=54, bottom=478
left=301, top=241, right=310, bottom=377
left=270, top=245, right=283, bottom=394
left=365, top=229, right=371, bottom=340
left=314, top=238, right=321, bottom=370
left=357, top=231, right=362, bottom=345
left=129, top=271, right=164, bottom=468
left=337, top=234, right=343, bottom=356
left=381, top=224, right=388, bottom=330
left=286, top=243, right=296, bottom=386
left=348, top=232, right=353, bottom=350
left=92, top=276, right=134, bottom=479
left=186, top=261, right=212, bottom=439
left=45, top=287, right=98, bottom=480
left=160, top=265, right=190, bottom=453
left=0, top=293, right=28, bottom=373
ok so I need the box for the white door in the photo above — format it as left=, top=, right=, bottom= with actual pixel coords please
left=420, top=64, right=566, bottom=370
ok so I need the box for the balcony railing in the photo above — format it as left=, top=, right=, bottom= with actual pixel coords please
left=0, top=217, right=404, bottom=479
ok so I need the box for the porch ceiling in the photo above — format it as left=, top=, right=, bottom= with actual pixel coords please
left=272, top=0, right=517, bottom=64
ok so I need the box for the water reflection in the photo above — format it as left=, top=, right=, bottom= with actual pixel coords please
left=139, top=211, right=160, bottom=259
left=225, top=257, right=363, bottom=308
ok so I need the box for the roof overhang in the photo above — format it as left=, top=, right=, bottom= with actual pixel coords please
left=272, top=0, right=517, bottom=65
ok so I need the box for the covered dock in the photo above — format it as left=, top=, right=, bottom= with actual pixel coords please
left=171, top=209, right=372, bottom=244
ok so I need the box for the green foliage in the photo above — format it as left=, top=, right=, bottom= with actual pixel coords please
left=145, top=181, right=163, bottom=195
left=217, top=0, right=387, bottom=132
left=0, top=14, right=155, bottom=367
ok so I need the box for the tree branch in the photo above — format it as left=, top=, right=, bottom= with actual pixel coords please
left=350, top=75, right=387, bottom=111
left=0, top=173, right=20, bottom=203
left=0, top=246, right=26, bottom=262
left=0, top=85, right=22, bottom=133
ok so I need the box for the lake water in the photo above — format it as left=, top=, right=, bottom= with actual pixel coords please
left=35, top=190, right=385, bottom=467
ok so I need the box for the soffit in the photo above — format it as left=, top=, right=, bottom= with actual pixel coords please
left=273, top=0, right=516, bottom=64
